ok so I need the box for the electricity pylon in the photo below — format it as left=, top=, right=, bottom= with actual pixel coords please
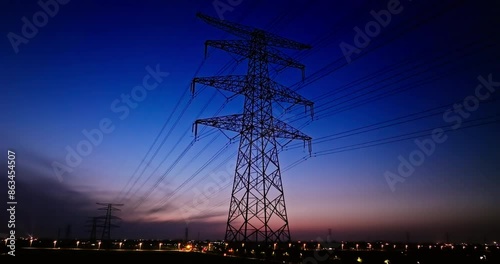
left=192, top=13, right=313, bottom=244
left=96, top=203, right=123, bottom=241
left=86, top=216, right=100, bottom=242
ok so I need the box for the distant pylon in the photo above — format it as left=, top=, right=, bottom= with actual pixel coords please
left=86, top=217, right=100, bottom=242
left=193, top=13, right=313, bottom=244
left=65, top=224, right=72, bottom=240
left=96, top=203, right=123, bottom=241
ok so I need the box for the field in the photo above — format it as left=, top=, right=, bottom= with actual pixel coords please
left=3, top=246, right=499, bottom=263
left=6, top=248, right=269, bottom=263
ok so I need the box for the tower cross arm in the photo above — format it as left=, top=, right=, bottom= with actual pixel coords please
left=205, top=40, right=306, bottom=71
left=197, top=13, right=311, bottom=50
left=272, top=118, right=311, bottom=141
left=194, top=114, right=244, bottom=137
left=272, top=118, right=312, bottom=154
left=191, top=75, right=314, bottom=119
left=269, top=79, right=314, bottom=116
left=192, top=75, right=247, bottom=96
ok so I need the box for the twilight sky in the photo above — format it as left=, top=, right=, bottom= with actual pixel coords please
left=1, top=0, right=500, bottom=243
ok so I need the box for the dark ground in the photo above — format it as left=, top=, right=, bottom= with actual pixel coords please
left=2, top=247, right=499, bottom=263
left=7, top=248, right=270, bottom=263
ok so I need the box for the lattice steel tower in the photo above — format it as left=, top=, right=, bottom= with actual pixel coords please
left=86, top=216, right=100, bottom=242
left=97, top=203, right=123, bottom=241
left=192, top=13, right=313, bottom=244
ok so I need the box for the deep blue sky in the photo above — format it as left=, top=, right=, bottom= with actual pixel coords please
left=1, top=0, right=500, bottom=243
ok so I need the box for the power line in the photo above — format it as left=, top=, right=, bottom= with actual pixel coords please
left=312, top=54, right=499, bottom=122
left=151, top=140, right=236, bottom=210
left=287, top=0, right=466, bottom=95
left=116, top=4, right=264, bottom=203
left=270, top=1, right=471, bottom=129
left=316, top=115, right=500, bottom=155
left=287, top=97, right=500, bottom=150
left=283, top=115, right=500, bottom=172
left=288, top=43, right=498, bottom=124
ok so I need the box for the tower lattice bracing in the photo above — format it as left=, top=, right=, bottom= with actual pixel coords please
left=193, top=13, right=313, bottom=244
